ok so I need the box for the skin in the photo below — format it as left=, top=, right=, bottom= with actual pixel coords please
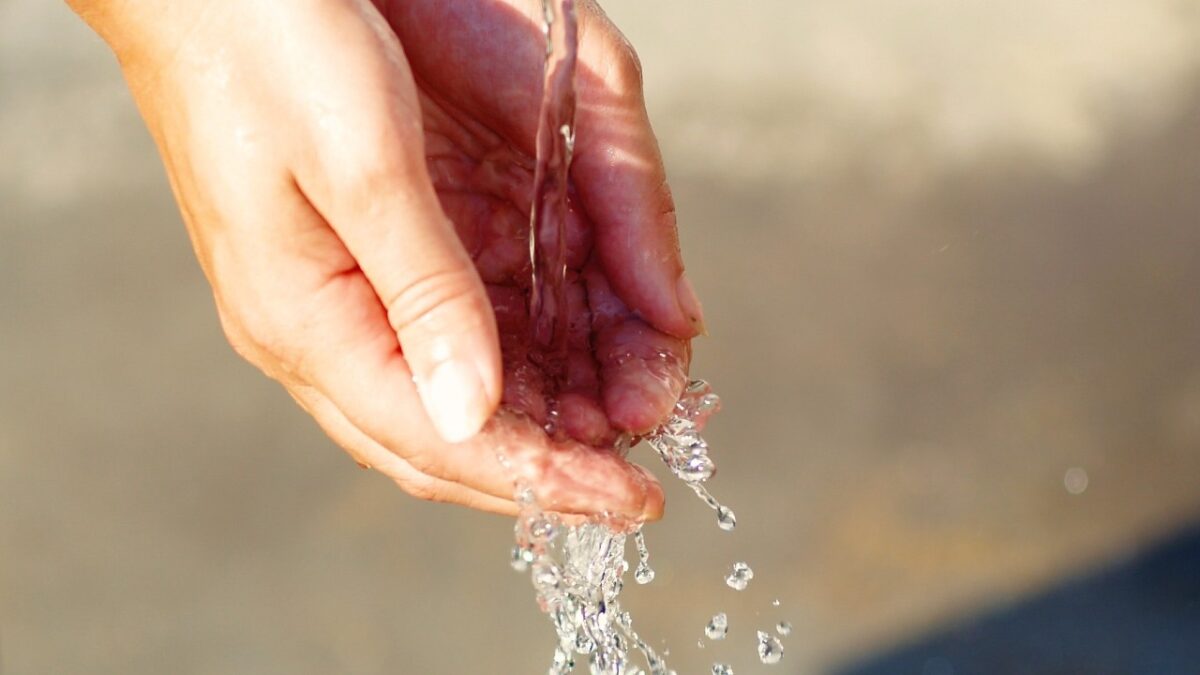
left=68, top=0, right=705, bottom=520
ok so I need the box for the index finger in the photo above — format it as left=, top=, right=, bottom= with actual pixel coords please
left=570, top=9, right=706, bottom=340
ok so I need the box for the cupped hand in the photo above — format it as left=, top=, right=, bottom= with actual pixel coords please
left=80, top=0, right=704, bottom=518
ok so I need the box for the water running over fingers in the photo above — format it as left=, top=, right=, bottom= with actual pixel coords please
left=497, top=1, right=787, bottom=671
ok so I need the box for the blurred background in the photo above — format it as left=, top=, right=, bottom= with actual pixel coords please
left=4, top=0, right=1200, bottom=672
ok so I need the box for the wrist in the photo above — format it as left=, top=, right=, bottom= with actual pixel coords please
left=66, top=0, right=215, bottom=77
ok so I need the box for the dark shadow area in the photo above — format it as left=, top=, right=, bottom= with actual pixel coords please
left=836, top=524, right=1200, bottom=675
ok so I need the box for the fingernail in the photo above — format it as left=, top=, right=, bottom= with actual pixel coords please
left=675, top=272, right=708, bottom=336
left=420, top=360, right=490, bottom=443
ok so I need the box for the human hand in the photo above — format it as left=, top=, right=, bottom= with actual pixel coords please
left=73, top=0, right=704, bottom=518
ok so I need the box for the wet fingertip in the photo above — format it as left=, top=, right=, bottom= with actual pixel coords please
left=634, top=464, right=666, bottom=521
left=605, top=381, right=676, bottom=435
left=624, top=461, right=662, bottom=521
left=675, top=271, right=707, bottom=337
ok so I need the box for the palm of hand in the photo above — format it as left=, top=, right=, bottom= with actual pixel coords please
left=392, top=1, right=695, bottom=488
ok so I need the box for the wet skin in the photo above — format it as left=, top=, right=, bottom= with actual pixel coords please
left=69, top=0, right=704, bottom=519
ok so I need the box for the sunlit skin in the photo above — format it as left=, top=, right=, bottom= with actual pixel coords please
left=69, top=0, right=705, bottom=519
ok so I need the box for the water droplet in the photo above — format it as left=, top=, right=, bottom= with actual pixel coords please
left=526, top=514, right=559, bottom=544
left=717, top=505, right=737, bottom=531
left=511, top=545, right=532, bottom=572
left=633, top=529, right=655, bottom=584
left=634, top=562, right=656, bottom=585
left=515, top=485, right=536, bottom=507
left=704, top=612, right=728, bottom=640
left=711, top=664, right=734, bottom=675
left=697, top=640, right=705, bottom=649
left=771, top=598, right=781, bottom=607
left=757, top=630, right=784, bottom=665
left=1064, top=466, right=1089, bottom=495
left=776, top=621, right=792, bottom=636
left=543, top=406, right=562, bottom=436
left=612, top=433, right=633, bottom=456
left=725, top=562, right=754, bottom=591
left=533, top=561, right=561, bottom=593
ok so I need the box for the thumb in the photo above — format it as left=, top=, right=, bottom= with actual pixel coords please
left=302, top=144, right=502, bottom=444
left=276, top=6, right=500, bottom=444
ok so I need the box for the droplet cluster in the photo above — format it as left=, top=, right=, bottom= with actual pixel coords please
left=506, top=378, right=801, bottom=672
left=646, top=381, right=738, bottom=530
left=504, top=381, right=733, bottom=673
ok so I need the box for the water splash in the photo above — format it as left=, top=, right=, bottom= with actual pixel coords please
left=508, top=384, right=726, bottom=673
left=506, top=1, right=758, bottom=672
left=645, top=381, right=737, bottom=528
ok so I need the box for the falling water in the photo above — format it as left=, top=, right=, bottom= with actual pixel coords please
left=503, top=1, right=786, bottom=672
left=528, top=0, right=578, bottom=365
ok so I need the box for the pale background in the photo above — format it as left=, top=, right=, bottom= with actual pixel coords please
left=4, top=1, right=1200, bottom=673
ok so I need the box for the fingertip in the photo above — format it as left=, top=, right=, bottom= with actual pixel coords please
left=596, top=321, right=689, bottom=436
left=634, top=464, right=666, bottom=522
left=419, top=359, right=492, bottom=443
left=674, top=271, right=707, bottom=337
left=606, top=383, right=671, bottom=436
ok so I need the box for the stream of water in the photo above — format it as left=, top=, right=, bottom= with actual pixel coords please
left=505, top=2, right=785, bottom=672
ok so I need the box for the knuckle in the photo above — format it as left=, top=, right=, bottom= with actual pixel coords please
left=216, top=299, right=306, bottom=381
left=384, top=267, right=483, bottom=336
left=216, top=302, right=271, bottom=360
left=216, top=308, right=258, bottom=362
left=611, top=43, right=645, bottom=92
left=393, top=473, right=445, bottom=503
left=322, top=120, right=424, bottom=203
left=404, top=448, right=441, bottom=479
left=235, top=310, right=287, bottom=358
left=345, top=147, right=418, bottom=196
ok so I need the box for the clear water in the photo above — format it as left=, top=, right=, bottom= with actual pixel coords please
left=509, top=381, right=729, bottom=674
left=724, top=562, right=754, bottom=592
left=704, top=613, right=729, bottom=641
left=633, top=530, right=656, bottom=585
left=502, top=1, right=789, bottom=672
left=527, top=0, right=577, bottom=363
left=756, top=631, right=785, bottom=665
